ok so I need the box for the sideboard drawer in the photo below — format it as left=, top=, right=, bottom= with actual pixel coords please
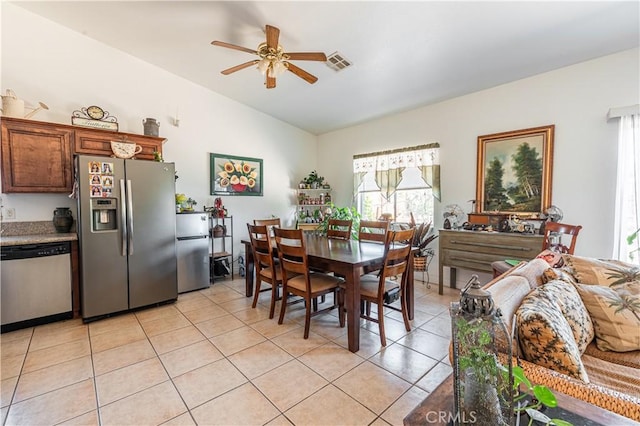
left=441, top=249, right=503, bottom=273
left=438, top=229, right=543, bottom=294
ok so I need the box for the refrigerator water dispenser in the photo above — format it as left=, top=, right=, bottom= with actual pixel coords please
left=91, top=198, right=118, bottom=231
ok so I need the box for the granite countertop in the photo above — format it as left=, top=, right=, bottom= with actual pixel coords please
left=0, top=220, right=78, bottom=247
left=1, top=233, right=77, bottom=247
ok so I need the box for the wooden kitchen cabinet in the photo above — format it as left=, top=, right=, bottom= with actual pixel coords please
left=438, top=229, right=543, bottom=294
left=74, top=129, right=164, bottom=161
left=1, top=117, right=74, bottom=192
left=1, top=117, right=165, bottom=193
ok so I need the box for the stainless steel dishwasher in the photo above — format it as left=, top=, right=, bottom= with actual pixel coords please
left=1, top=241, right=73, bottom=333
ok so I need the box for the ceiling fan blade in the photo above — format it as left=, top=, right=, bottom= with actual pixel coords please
left=286, top=63, right=318, bottom=84
left=266, top=25, right=280, bottom=50
left=211, top=41, right=257, bottom=55
left=286, top=52, right=327, bottom=61
left=221, top=60, right=259, bottom=75
left=266, top=75, right=276, bottom=89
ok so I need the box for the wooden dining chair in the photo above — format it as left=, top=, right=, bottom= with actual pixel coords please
left=247, top=224, right=282, bottom=319
left=542, top=221, right=582, bottom=254
left=339, top=227, right=415, bottom=346
left=273, top=227, right=344, bottom=339
left=358, top=220, right=390, bottom=276
left=327, top=219, right=352, bottom=240
left=491, top=221, right=583, bottom=278
left=358, top=220, right=389, bottom=243
left=254, top=218, right=281, bottom=227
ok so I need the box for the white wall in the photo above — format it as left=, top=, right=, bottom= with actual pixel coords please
left=318, top=48, right=640, bottom=286
left=1, top=4, right=317, bottom=262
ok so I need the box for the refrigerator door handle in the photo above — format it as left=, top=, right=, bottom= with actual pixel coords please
left=120, top=179, right=127, bottom=256
left=127, top=179, right=134, bottom=255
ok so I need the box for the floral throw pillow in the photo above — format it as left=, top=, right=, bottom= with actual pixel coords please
left=561, top=255, right=640, bottom=287
left=575, top=282, right=640, bottom=352
left=516, top=281, right=591, bottom=382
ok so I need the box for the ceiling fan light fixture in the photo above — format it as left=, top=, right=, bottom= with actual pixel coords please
left=271, top=60, right=288, bottom=77
left=257, top=58, right=270, bottom=75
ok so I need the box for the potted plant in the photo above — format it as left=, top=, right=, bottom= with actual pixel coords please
left=316, top=202, right=361, bottom=239
left=412, top=221, right=438, bottom=271
left=303, top=170, right=324, bottom=189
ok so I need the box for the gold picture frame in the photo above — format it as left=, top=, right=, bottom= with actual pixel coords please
left=476, top=125, right=554, bottom=215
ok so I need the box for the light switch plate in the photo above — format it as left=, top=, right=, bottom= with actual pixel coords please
left=6, top=208, right=15, bottom=219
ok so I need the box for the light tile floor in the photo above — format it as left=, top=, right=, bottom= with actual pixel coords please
left=0, top=278, right=460, bottom=426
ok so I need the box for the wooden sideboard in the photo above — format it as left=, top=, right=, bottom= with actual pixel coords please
left=438, top=229, right=543, bottom=294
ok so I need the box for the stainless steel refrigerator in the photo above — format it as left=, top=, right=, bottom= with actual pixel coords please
left=176, top=212, right=210, bottom=293
left=76, top=154, right=178, bottom=320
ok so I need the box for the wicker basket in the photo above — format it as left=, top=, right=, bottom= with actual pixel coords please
left=212, top=225, right=226, bottom=237
left=414, top=256, right=427, bottom=271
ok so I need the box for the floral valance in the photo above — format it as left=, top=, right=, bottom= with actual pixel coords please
left=353, top=143, right=440, bottom=200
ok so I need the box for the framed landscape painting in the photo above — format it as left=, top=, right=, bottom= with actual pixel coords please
left=475, top=125, right=554, bottom=215
left=210, top=153, right=263, bottom=196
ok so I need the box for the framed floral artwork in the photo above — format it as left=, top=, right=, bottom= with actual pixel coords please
left=476, top=125, right=554, bottom=215
left=210, top=153, right=263, bottom=196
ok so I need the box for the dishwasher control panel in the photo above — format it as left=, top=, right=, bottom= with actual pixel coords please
left=1, top=242, right=71, bottom=260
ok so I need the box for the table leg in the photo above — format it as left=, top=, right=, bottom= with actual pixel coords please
left=439, top=261, right=444, bottom=295
left=345, top=267, right=361, bottom=353
left=243, top=241, right=254, bottom=297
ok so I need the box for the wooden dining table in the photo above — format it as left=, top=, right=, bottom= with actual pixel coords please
left=240, top=234, right=416, bottom=353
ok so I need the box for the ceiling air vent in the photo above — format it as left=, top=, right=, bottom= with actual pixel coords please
left=326, top=52, right=352, bottom=72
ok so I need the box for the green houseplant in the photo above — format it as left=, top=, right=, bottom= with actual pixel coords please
left=456, top=316, right=572, bottom=426
left=315, top=202, right=361, bottom=239
left=302, top=170, right=324, bottom=189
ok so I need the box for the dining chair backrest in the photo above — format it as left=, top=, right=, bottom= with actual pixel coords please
left=542, top=221, right=582, bottom=254
left=380, top=228, right=415, bottom=284
left=358, top=220, right=389, bottom=243
left=254, top=218, right=281, bottom=237
left=247, top=224, right=276, bottom=273
left=273, top=227, right=310, bottom=285
left=327, top=219, right=352, bottom=240
left=254, top=218, right=281, bottom=227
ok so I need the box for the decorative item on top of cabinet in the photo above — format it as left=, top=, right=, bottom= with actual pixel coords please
left=71, top=105, right=119, bottom=131
left=0, top=89, right=49, bottom=119
left=143, top=118, right=159, bottom=136
left=1, top=117, right=73, bottom=193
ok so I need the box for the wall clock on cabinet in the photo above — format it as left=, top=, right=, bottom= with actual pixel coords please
left=71, top=105, right=119, bottom=131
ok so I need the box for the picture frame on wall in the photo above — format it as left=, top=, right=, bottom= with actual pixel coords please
left=210, top=153, right=263, bottom=196
left=476, top=125, right=554, bottom=215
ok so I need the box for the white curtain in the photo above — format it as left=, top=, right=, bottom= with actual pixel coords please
left=612, top=109, right=640, bottom=264
left=353, top=143, right=440, bottom=201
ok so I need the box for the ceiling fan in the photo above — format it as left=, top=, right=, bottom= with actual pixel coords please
left=211, top=25, right=327, bottom=89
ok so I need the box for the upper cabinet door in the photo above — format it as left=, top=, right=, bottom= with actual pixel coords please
left=1, top=118, right=74, bottom=193
left=74, top=129, right=163, bottom=161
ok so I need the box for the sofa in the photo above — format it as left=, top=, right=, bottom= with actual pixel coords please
left=484, top=254, right=640, bottom=421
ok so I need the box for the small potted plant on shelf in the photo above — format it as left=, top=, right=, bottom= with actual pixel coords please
left=303, top=170, right=324, bottom=189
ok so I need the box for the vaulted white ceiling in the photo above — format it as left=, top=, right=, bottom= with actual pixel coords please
left=13, top=1, right=640, bottom=135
